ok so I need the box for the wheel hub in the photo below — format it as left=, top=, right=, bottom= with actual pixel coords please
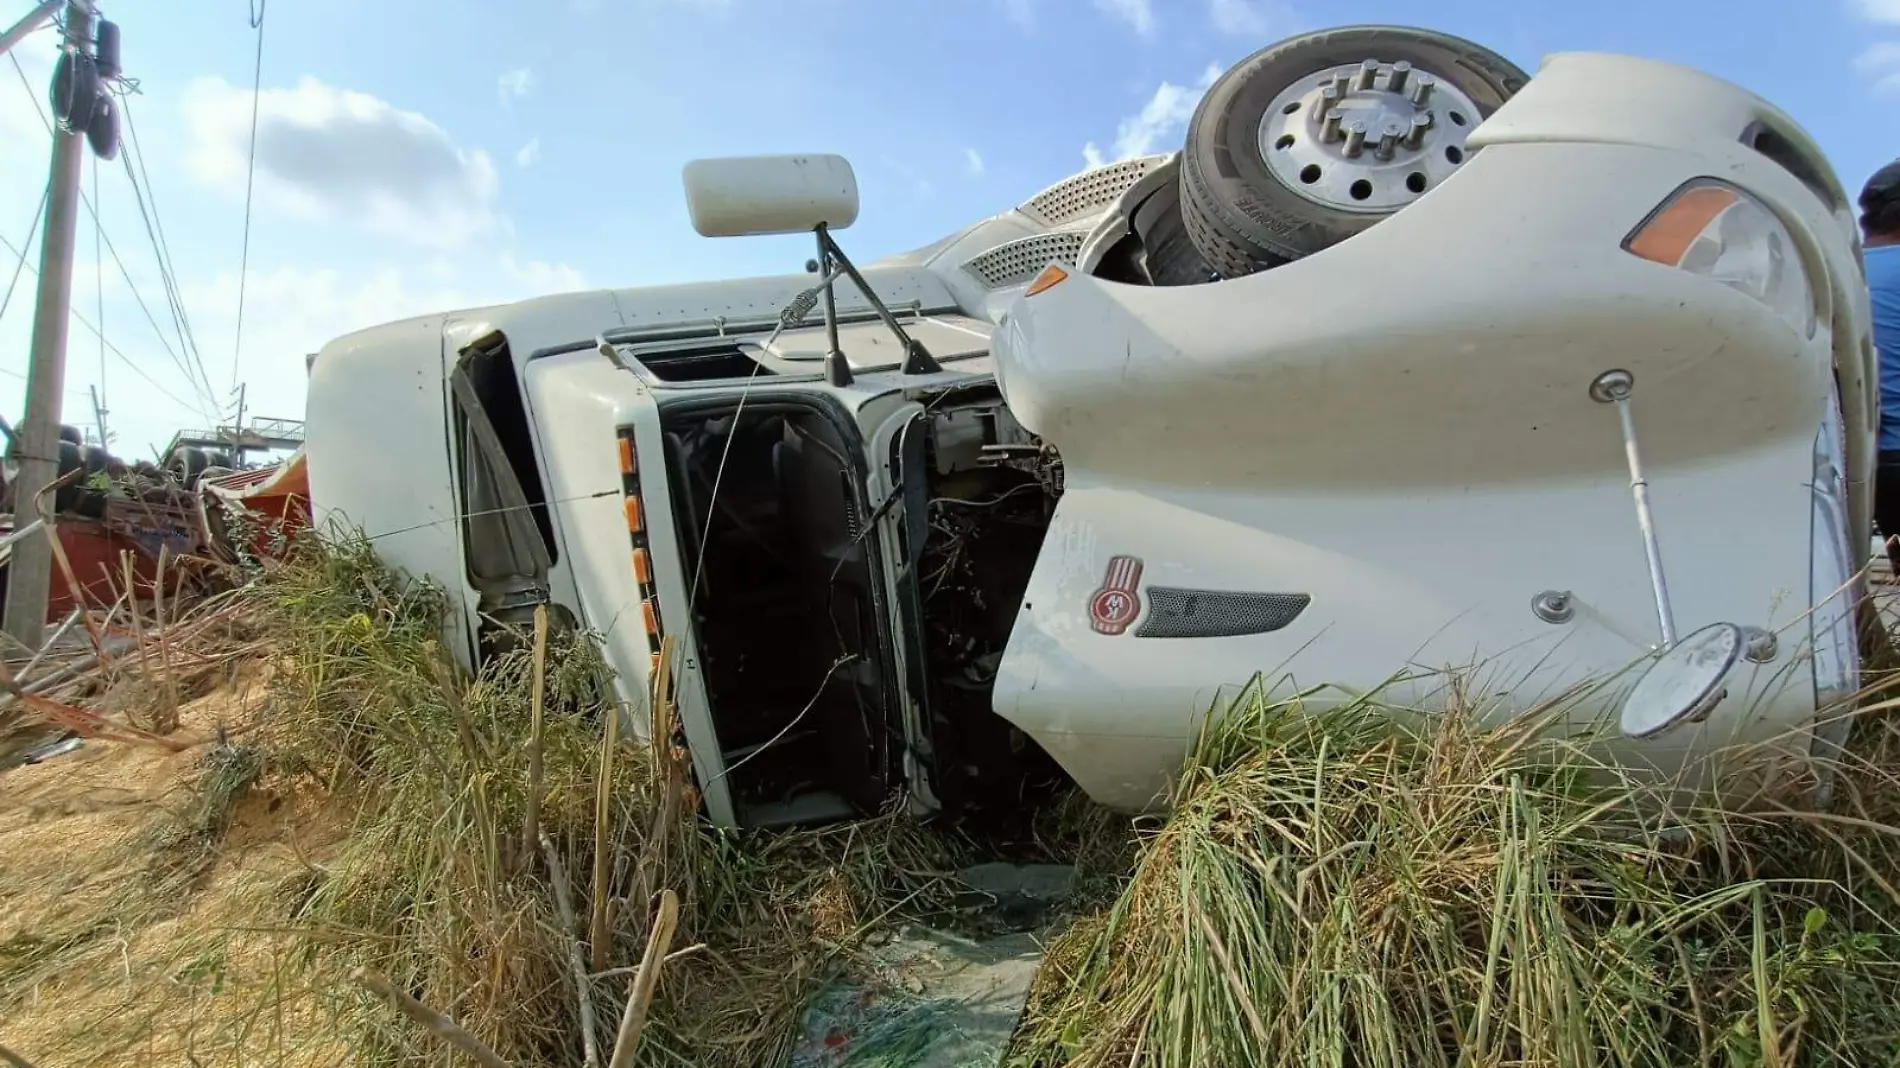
left=1258, top=58, right=1484, bottom=213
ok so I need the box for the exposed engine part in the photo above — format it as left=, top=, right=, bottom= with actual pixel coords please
left=911, top=401, right=1066, bottom=821
left=978, top=442, right=1064, bottom=499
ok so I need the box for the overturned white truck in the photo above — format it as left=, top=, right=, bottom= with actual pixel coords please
left=306, top=27, right=1875, bottom=828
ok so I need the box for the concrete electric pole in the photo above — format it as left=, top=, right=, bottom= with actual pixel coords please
left=2, top=0, right=108, bottom=650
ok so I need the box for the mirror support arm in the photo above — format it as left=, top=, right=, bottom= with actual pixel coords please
left=815, top=227, right=854, bottom=387
left=816, top=223, right=942, bottom=377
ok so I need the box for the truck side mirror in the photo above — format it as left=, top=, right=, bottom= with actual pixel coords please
left=682, top=154, right=860, bottom=238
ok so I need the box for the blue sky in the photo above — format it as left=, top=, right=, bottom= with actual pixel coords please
left=2, top=0, right=1898, bottom=457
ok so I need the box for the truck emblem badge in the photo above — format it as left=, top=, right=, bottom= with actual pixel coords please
left=1089, top=556, right=1144, bottom=635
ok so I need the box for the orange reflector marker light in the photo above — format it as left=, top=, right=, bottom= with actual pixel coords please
left=1025, top=263, right=1068, bottom=297
left=624, top=497, right=644, bottom=533
left=631, top=548, right=652, bottom=584
left=618, top=436, right=636, bottom=475
left=641, top=598, right=660, bottom=636
left=1626, top=183, right=1738, bottom=267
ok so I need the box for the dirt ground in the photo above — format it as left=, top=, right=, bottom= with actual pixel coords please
left=0, top=665, right=352, bottom=1068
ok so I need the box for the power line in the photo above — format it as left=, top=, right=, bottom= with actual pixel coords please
left=0, top=229, right=207, bottom=416
left=1, top=180, right=49, bottom=325
left=230, top=0, right=268, bottom=387
left=9, top=49, right=222, bottom=418
left=118, top=93, right=207, bottom=393
left=0, top=363, right=92, bottom=397
left=116, top=92, right=219, bottom=410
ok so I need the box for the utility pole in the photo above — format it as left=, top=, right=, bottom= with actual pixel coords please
left=88, top=383, right=107, bottom=449
left=0, top=1, right=63, bottom=57
left=3, top=1, right=102, bottom=650
left=229, top=382, right=246, bottom=466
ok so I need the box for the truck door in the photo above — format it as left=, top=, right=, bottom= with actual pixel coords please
left=448, top=335, right=553, bottom=655
left=647, top=394, right=906, bottom=827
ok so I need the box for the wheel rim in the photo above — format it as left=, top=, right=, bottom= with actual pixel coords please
left=1257, top=57, right=1485, bottom=213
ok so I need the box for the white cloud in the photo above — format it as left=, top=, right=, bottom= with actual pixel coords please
left=500, top=255, right=587, bottom=295
left=1858, top=42, right=1900, bottom=93
left=963, top=147, right=986, bottom=178
left=1208, top=0, right=1292, bottom=36
left=1854, top=0, right=1900, bottom=22
left=183, top=75, right=502, bottom=249
left=1001, top=0, right=1034, bottom=30
left=1081, top=64, right=1221, bottom=168
left=1858, top=41, right=1900, bottom=68
left=516, top=137, right=542, bottom=167
left=160, top=255, right=585, bottom=448
left=1094, top=0, right=1154, bottom=35
left=497, top=67, right=535, bottom=102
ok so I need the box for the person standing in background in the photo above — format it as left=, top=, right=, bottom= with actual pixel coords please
left=1865, top=160, right=1900, bottom=572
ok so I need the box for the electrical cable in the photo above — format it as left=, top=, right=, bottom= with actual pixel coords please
left=927, top=481, right=1043, bottom=509
left=0, top=181, right=49, bottom=325
left=702, top=653, right=860, bottom=786
left=9, top=51, right=221, bottom=421
left=119, top=93, right=213, bottom=409
left=0, top=229, right=205, bottom=415
left=230, top=0, right=268, bottom=387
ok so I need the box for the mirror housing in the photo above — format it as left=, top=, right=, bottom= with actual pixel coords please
left=682, top=154, right=860, bottom=238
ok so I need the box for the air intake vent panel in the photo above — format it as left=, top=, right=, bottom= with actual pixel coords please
left=962, top=231, right=1086, bottom=291
left=1021, top=156, right=1168, bottom=227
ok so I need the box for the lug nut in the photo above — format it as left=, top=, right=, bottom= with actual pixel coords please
left=1320, top=106, right=1344, bottom=142
left=1387, top=60, right=1411, bottom=94
left=1376, top=121, right=1402, bottom=160
left=1337, top=119, right=1368, bottom=156
left=1410, top=73, right=1436, bottom=107
left=1331, top=71, right=1353, bottom=98
left=1403, top=111, right=1432, bottom=149
left=1355, top=59, right=1379, bottom=91
left=1343, top=120, right=1367, bottom=157
left=1319, top=84, right=1341, bottom=116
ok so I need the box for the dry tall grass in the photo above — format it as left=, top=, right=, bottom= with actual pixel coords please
left=1008, top=677, right=1900, bottom=1068
left=223, top=539, right=985, bottom=1068
left=2, top=539, right=1008, bottom=1068
left=12, top=536, right=1900, bottom=1068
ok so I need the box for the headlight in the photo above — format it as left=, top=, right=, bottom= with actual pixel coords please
left=1624, top=180, right=1816, bottom=338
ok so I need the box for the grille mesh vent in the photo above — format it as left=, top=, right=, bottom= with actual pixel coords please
left=1021, top=156, right=1166, bottom=227
left=961, top=231, right=1086, bottom=290
left=1136, top=589, right=1311, bottom=640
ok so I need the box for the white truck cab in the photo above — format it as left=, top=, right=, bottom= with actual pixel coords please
left=306, top=32, right=1876, bottom=829
left=306, top=175, right=1099, bottom=827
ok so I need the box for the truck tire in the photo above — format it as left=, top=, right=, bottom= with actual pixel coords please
left=58, top=424, right=83, bottom=447
left=1129, top=162, right=1220, bottom=287
left=87, top=92, right=120, bottom=162
left=54, top=441, right=83, bottom=513
left=49, top=50, right=99, bottom=131
left=1180, top=25, right=1528, bottom=277
left=167, top=445, right=208, bottom=487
